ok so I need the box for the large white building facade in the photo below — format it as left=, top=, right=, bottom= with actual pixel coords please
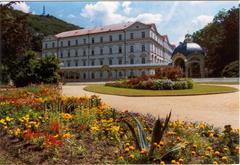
left=42, top=21, right=175, bottom=82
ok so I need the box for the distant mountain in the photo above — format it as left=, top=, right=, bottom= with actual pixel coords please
left=10, top=9, right=82, bottom=52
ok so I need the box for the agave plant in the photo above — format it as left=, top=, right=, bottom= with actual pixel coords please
left=121, top=111, right=180, bottom=159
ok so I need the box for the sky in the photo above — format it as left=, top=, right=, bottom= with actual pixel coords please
left=4, top=1, right=239, bottom=45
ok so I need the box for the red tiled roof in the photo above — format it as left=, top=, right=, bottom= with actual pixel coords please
left=55, top=22, right=135, bottom=38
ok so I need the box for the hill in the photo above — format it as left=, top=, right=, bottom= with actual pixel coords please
left=10, top=9, right=82, bottom=52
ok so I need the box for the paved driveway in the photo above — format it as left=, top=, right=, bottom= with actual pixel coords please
left=62, top=85, right=239, bottom=128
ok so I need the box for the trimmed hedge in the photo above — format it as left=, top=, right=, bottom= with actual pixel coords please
left=106, top=79, right=193, bottom=90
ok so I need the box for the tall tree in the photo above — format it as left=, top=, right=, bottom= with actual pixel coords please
left=192, top=6, right=239, bottom=76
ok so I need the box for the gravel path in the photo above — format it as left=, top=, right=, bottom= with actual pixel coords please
left=62, top=85, right=239, bottom=128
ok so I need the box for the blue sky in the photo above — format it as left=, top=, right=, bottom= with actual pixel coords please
left=8, top=1, right=239, bottom=45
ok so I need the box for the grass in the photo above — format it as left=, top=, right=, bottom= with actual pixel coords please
left=84, top=84, right=238, bottom=97
left=197, top=82, right=239, bottom=85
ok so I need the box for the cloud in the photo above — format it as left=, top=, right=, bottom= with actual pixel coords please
left=0, top=1, right=30, bottom=13
left=189, top=1, right=205, bottom=5
left=122, top=2, right=132, bottom=14
left=80, top=2, right=162, bottom=25
left=67, top=14, right=76, bottom=18
left=192, top=15, right=213, bottom=28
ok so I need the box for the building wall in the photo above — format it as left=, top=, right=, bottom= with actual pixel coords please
left=42, top=22, right=174, bottom=81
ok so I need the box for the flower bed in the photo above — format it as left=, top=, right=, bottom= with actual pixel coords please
left=0, top=85, right=239, bottom=164
left=106, top=76, right=194, bottom=90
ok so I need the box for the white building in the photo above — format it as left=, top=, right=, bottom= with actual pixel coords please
left=42, top=21, right=175, bottom=82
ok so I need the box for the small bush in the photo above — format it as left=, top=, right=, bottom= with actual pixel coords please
left=222, top=60, right=239, bottom=77
left=173, top=81, right=188, bottom=90
left=186, top=79, right=194, bottom=89
left=153, top=80, right=164, bottom=90
left=162, top=80, right=174, bottom=90
left=155, top=66, right=184, bottom=80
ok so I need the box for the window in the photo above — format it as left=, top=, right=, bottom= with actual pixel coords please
left=130, top=58, right=134, bottom=64
left=141, top=71, right=145, bottom=76
left=92, top=38, right=94, bottom=44
left=119, top=72, right=122, bottom=77
left=92, top=49, right=94, bottom=55
left=142, top=45, right=145, bottom=52
left=68, top=41, right=71, bottom=46
left=142, top=32, right=145, bottom=38
left=109, top=59, right=112, bottom=65
left=91, top=60, right=95, bottom=66
left=75, top=50, right=78, bottom=57
left=83, top=38, right=86, bottom=44
left=75, top=40, right=78, bottom=45
left=130, top=46, right=134, bottom=53
left=109, top=35, right=112, bottom=41
left=45, top=43, right=48, bottom=49
left=91, top=72, right=95, bottom=79
left=60, top=51, right=63, bottom=58
left=100, top=72, right=103, bottom=78
left=100, top=37, right=103, bottom=43
left=109, top=47, right=112, bottom=54
left=130, top=33, right=134, bottom=39
left=83, top=60, right=86, bottom=66
left=119, top=34, right=122, bottom=40
left=67, top=61, right=70, bottom=67
left=100, top=48, right=103, bottom=55
left=130, top=71, right=134, bottom=77
left=52, top=42, right=55, bottom=48
left=100, top=60, right=103, bottom=65
left=141, top=58, right=145, bottom=64
left=118, top=59, right=122, bottom=65
left=75, top=60, right=78, bottom=66
left=83, top=73, right=86, bottom=79
left=61, top=41, right=63, bottom=47
left=118, top=46, right=122, bottom=53
left=83, top=50, right=86, bottom=56
left=68, top=50, right=70, bottom=57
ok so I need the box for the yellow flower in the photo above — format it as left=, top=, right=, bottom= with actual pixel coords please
left=0, top=119, right=6, bottom=125
left=125, top=148, right=130, bottom=152
left=160, top=141, right=164, bottom=146
left=62, top=132, right=72, bottom=139
left=181, top=146, right=186, bottom=150
left=223, top=147, right=228, bottom=152
left=54, top=134, right=59, bottom=138
left=221, top=156, right=228, bottom=162
left=171, top=160, right=176, bottom=164
left=213, top=161, right=218, bottom=164
left=61, top=113, right=73, bottom=120
left=206, top=146, right=212, bottom=151
left=129, top=146, right=135, bottom=151
left=167, top=131, right=177, bottom=136
left=129, top=154, right=135, bottom=159
left=214, top=151, right=220, bottom=156
left=111, top=126, right=120, bottom=133
left=14, top=128, right=21, bottom=136
left=119, top=156, right=124, bottom=160
left=160, top=161, right=165, bottom=165
left=193, top=144, right=197, bottom=149
left=91, top=126, right=99, bottom=132
left=209, top=133, right=214, bottom=137
left=5, top=116, right=13, bottom=122
left=179, top=158, right=184, bottom=163
left=191, top=151, right=196, bottom=156
left=125, top=143, right=130, bottom=147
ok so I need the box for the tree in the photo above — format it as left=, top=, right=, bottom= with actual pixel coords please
left=192, top=6, right=239, bottom=77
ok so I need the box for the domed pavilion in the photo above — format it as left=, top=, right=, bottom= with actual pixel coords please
left=172, top=34, right=205, bottom=78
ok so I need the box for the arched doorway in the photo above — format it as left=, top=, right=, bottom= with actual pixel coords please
left=188, top=62, right=201, bottom=78
left=174, top=58, right=185, bottom=72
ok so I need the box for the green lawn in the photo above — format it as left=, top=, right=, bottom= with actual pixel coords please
left=197, top=82, right=239, bottom=85
left=84, top=84, right=238, bottom=96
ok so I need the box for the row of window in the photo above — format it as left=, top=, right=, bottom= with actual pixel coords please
left=64, top=57, right=146, bottom=67
left=59, top=45, right=146, bottom=58
left=45, top=32, right=146, bottom=48
left=65, top=70, right=146, bottom=80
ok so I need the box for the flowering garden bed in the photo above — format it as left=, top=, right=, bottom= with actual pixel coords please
left=0, top=85, right=239, bottom=164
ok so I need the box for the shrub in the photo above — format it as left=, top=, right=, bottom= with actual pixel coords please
left=221, top=60, right=239, bottom=77
left=186, top=79, right=194, bottom=89
left=141, top=79, right=155, bottom=89
left=155, top=66, right=184, bottom=80
left=162, top=80, right=174, bottom=90
left=153, top=80, right=164, bottom=90
left=173, top=81, right=188, bottom=90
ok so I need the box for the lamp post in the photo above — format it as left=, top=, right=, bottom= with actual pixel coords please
left=184, top=59, right=188, bottom=78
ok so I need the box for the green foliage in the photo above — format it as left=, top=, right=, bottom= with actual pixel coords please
left=10, top=50, right=60, bottom=87
left=192, top=6, right=239, bottom=76
left=221, top=60, right=239, bottom=77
